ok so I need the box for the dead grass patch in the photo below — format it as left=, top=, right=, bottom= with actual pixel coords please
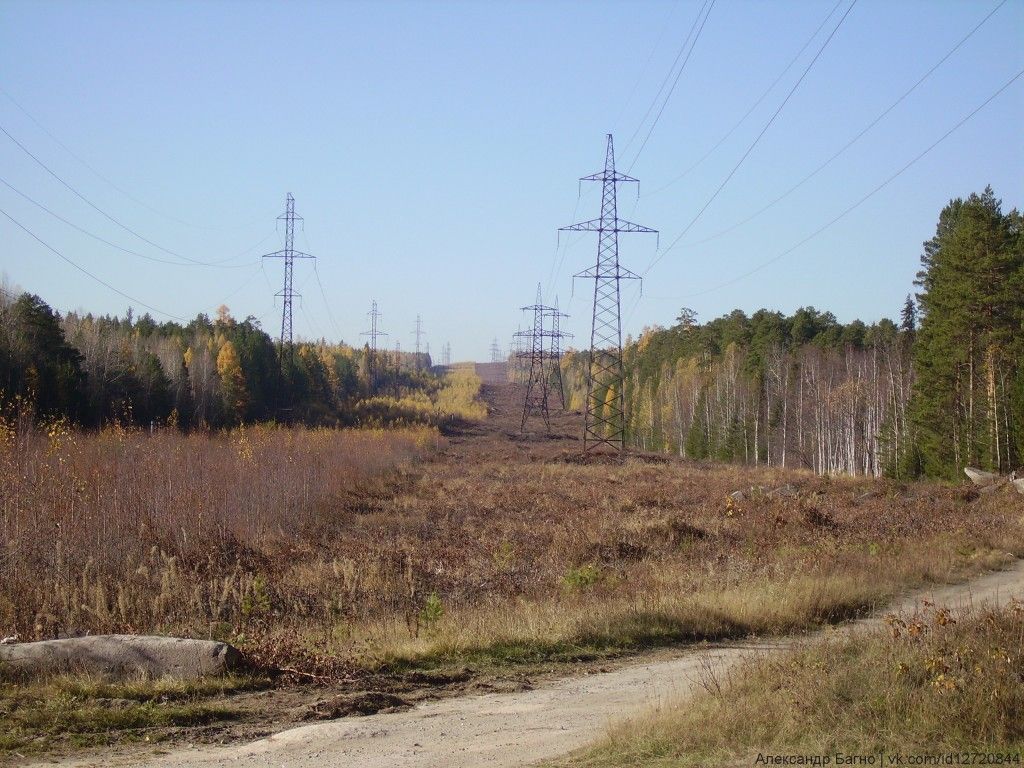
left=553, top=602, right=1024, bottom=767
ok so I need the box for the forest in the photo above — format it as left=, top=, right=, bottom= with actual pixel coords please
left=562, top=187, right=1023, bottom=479
left=2, top=187, right=1021, bottom=481
left=0, top=291, right=452, bottom=431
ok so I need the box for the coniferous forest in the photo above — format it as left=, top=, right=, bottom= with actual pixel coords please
left=562, top=187, right=1023, bottom=479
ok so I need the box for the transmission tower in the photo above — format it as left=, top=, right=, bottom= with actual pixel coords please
left=519, top=284, right=552, bottom=432
left=412, top=315, right=424, bottom=369
left=512, top=327, right=530, bottom=385
left=511, top=325, right=528, bottom=383
left=489, top=338, right=502, bottom=363
left=544, top=298, right=572, bottom=411
left=561, top=134, right=657, bottom=454
left=263, top=193, right=314, bottom=369
left=361, top=300, right=388, bottom=351
left=442, top=342, right=452, bottom=367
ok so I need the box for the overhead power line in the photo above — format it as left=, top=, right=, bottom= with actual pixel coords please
left=670, top=0, right=1010, bottom=250
left=0, top=121, right=242, bottom=267
left=645, top=0, right=858, bottom=277
left=0, top=86, right=271, bottom=232
left=0, top=174, right=261, bottom=269
left=0, top=205, right=187, bottom=321
left=664, top=65, right=1024, bottom=301
left=611, top=0, right=684, bottom=135
left=312, top=261, right=343, bottom=342
left=624, top=0, right=715, bottom=170
left=646, top=0, right=845, bottom=196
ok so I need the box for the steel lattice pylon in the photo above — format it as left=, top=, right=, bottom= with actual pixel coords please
left=517, top=284, right=571, bottom=432
left=361, top=299, right=388, bottom=352
left=518, top=284, right=550, bottom=432
left=263, top=193, right=315, bottom=370
left=544, top=298, right=571, bottom=411
left=561, top=135, right=657, bottom=454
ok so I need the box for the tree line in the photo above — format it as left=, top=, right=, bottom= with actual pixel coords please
left=0, top=297, right=435, bottom=430
left=562, top=187, right=1023, bottom=479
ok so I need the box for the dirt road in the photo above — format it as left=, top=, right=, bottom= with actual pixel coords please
left=57, top=559, right=1024, bottom=768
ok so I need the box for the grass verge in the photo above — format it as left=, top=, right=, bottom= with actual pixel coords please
left=0, top=674, right=269, bottom=756
left=550, top=602, right=1024, bottom=767
left=351, top=536, right=1020, bottom=674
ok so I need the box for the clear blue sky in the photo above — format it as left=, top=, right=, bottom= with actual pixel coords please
left=1, top=0, right=1022, bottom=361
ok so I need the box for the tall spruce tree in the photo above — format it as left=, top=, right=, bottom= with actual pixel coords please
left=911, top=187, right=1022, bottom=477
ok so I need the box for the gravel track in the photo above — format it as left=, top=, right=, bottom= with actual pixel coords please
left=55, top=559, right=1024, bottom=768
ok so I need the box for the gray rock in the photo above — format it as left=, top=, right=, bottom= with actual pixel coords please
left=0, top=634, right=242, bottom=682
left=1012, top=477, right=1024, bottom=496
left=728, top=490, right=745, bottom=501
left=965, top=467, right=1000, bottom=486
left=769, top=484, right=798, bottom=498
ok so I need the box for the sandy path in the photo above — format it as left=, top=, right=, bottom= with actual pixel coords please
left=54, top=559, right=1024, bottom=768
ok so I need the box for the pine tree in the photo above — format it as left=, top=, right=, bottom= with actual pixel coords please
left=911, top=187, right=1022, bottom=477
left=900, top=295, right=917, bottom=333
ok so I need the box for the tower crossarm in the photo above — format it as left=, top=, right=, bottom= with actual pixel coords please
left=262, top=249, right=315, bottom=260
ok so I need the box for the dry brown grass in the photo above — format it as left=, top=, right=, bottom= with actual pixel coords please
left=1, top=383, right=1022, bottom=680
left=0, top=419, right=439, bottom=643
left=552, top=602, right=1024, bottom=767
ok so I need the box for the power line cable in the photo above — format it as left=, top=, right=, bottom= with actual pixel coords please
left=202, top=265, right=265, bottom=315
left=621, top=0, right=711, bottom=156
left=0, top=205, right=187, bottom=321
left=611, top=0, right=684, bottom=136
left=0, top=86, right=272, bottom=232
left=627, top=0, right=716, bottom=173
left=659, top=66, right=1024, bottom=301
left=0, top=174, right=263, bottom=269
left=312, top=261, right=343, bottom=341
left=669, top=0, right=1010, bottom=249
left=644, top=0, right=858, bottom=276
left=645, top=0, right=845, bottom=196
left=0, top=121, right=244, bottom=267
left=299, top=229, right=342, bottom=342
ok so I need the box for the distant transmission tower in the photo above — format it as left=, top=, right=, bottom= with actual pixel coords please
left=442, top=342, right=452, bottom=367
left=561, top=135, right=657, bottom=453
left=519, top=284, right=551, bottom=432
left=361, top=300, right=388, bottom=351
left=489, top=338, right=502, bottom=363
left=263, top=193, right=314, bottom=369
left=545, top=298, right=572, bottom=410
left=511, top=325, right=528, bottom=384
left=412, top=315, right=424, bottom=369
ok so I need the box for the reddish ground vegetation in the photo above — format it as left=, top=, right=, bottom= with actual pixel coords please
left=1, top=384, right=1021, bottom=676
